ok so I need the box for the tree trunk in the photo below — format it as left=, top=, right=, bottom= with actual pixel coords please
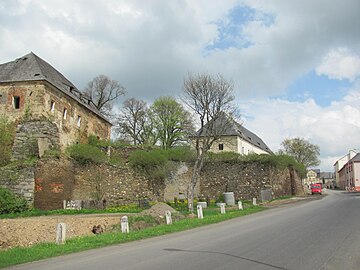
left=187, top=154, right=205, bottom=212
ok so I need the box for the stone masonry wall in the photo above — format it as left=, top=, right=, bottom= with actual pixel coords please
left=1, top=153, right=303, bottom=210
left=199, top=161, right=304, bottom=201
left=12, top=120, right=60, bottom=161
left=34, top=157, right=160, bottom=210
left=0, top=165, right=35, bottom=204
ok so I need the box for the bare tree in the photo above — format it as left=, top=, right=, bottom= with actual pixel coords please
left=84, top=74, right=126, bottom=117
left=116, top=98, right=147, bottom=145
left=182, top=72, right=235, bottom=212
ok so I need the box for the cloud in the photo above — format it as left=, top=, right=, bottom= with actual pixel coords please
left=1, top=0, right=360, bottom=171
left=239, top=82, right=360, bottom=171
left=316, top=48, right=360, bottom=82
left=0, top=0, right=359, bottom=102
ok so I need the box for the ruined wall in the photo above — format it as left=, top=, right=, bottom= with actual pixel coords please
left=164, top=162, right=198, bottom=201
left=34, top=158, right=75, bottom=210
left=33, top=158, right=161, bottom=210
left=11, top=120, right=60, bottom=161
left=1, top=151, right=303, bottom=210
left=0, top=81, right=111, bottom=150
left=0, top=165, right=35, bottom=204
left=199, top=161, right=304, bottom=201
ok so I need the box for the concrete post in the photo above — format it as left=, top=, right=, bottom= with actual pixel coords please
left=220, top=203, right=226, bottom=214
left=56, top=223, right=66, bottom=244
left=121, top=216, right=129, bottom=233
left=197, top=205, right=203, bottom=219
left=253, top=198, right=257, bottom=206
left=238, top=201, right=243, bottom=210
left=165, top=210, right=172, bottom=225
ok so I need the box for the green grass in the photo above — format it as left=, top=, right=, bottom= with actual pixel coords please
left=0, top=206, right=264, bottom=268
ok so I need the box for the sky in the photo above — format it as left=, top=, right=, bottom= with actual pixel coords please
left=1, top=0, right=360, bottom=172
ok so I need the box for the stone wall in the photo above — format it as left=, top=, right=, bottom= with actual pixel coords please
left=12, top=120, right=60, bottom=160
left=0, top=164, right=35, bottom=203
left=33, top=157, right=161, bottom=210
left=164, top=162, right=198, bottom=201
left=34, top=158, right=75, bottom=210
left=199, top=161, right=304, bottom=201
left=1, top=153, right=304, bottom=210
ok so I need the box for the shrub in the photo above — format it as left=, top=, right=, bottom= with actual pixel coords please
left=66, top=144, right=108, bottom=164
left=88, top=134, right=110, bottom=147
left=0, top=188, right=28, bottom=214
left=129, top=150, right=167, bottom=170
left=162, top=147, right=196, bottom=162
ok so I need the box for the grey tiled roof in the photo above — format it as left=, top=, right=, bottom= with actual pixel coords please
left=0, top=52, right=110, bottom=124
left=197, top=113, right=272, bottom=154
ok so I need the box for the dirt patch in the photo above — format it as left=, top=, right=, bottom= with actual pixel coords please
left=0, top=203, right=179, bottom=250
left=139, top=202, right=178, bottom=218
left=0, top=214, right=125, bottom=249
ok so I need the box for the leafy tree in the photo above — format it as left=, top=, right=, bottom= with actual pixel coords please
left=84, top=74, right=126, bottom=117
left=150, top=96, right=193, bottom=149
left=116, top=98, right=148, bottom=145
left=279, top=137, right=320, bottom=169
left=0, top=117, right=15, bottom=166
left=182, top=72, right=235, bottom=212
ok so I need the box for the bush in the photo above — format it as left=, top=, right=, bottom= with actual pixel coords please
left=66, top=144, right=108, bottom=164
left=162, top=147, right=196, bottom=162
left=88, top=134, right=110, bottom=147
left=0, top=188, right=28, bottom=214
left=128, top=150, right=167, bottom=171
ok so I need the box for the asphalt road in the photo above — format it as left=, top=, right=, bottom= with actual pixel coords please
left=6, top=190, right=360, bottom=270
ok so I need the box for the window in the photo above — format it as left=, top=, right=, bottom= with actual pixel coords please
left=218, top=144, right=224, bottom=151
left=63, top=108, right=67, bottom=120
left=77, top=116, right=81, bottom=127
left=13, top=96, right=20, bottom=109
left=50, top=100, right=55, bottom=112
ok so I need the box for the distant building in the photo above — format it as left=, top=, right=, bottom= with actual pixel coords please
left=191, top=113, right=272, bottom=155
left=338, top=153, right=360, bottom=191
left=303, top=170, right=320, bottom=186
left=0, top=52, right=111, bottom=155
left=334, top=150, right=358, bottom=189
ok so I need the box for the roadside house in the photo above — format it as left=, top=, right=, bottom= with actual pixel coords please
left=334, top=150, right=358, bottom=189
left=338, top=153, right=360, bottom=191
left=192, top=112, right=272, bottom=155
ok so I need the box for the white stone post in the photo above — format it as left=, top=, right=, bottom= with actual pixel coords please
left=63, top=200, right=67, bottom=209
left=197, top=205, right=203, bottom=219
left=121, top=216, right=129, bottom=233
left=220, top=203, right=226, bottom=214
left=56, top=223, right=66, bottom=244
left=165, top=210, right=172, bottom=225
left=238, top=201, right=243, bottom=210
left=252, top=198, right=257, bottom=206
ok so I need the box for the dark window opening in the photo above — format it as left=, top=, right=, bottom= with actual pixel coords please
left=13, top=96, right=20, bottom=109
left=63, top=108, right=67, bottom=120
left=50, top=100, right=55, bottom=112
left=219, top=144, right=224, bottom=151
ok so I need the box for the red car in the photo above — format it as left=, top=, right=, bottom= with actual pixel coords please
left=311, top=183, right=322, bottom=195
